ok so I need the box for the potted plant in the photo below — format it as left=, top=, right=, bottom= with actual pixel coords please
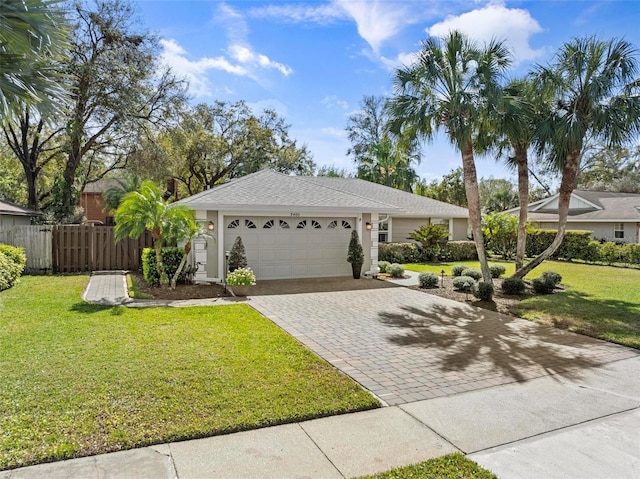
left=226, top=267, right=256, bottom=296
left=347, top=230, right=364, bottom=279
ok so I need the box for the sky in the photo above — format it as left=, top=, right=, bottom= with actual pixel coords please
left=136, top=0, right=640, bottom=184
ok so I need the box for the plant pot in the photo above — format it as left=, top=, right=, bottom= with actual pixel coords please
left=351, top=263, right=363, bottom=279
left=231, top=285, right=252, bottom=296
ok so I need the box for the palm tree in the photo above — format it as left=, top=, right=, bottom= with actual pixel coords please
left=164, top=218, right=212, bottom=290
left=102, top=176, right=142, bottom=215
left=114, top=181, right=194, bottom=286
left=512, top=36, right=640, bottom=278
left=0, top=0, right=69, bottom=122
left=389, top=30, right=512, bottom=282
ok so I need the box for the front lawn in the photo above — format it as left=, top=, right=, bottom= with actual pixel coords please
left=404, top=260, right=640, bottom=349
left=0, top=276, right=379, bottom=470
left=357, top=453, right=496, bottom=479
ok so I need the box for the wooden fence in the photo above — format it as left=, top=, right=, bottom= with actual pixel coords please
left=0, top=225, right=152, bottom=273
left=0, top=225, right=53, bottom=273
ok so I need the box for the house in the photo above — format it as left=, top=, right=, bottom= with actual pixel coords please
left=78, top=179, right=120, bottom=225
left=0, top=200, right=42, bottom=227
left=515, top=190, right=640, bottom=243
left=178, top=169, right=469, bottom=282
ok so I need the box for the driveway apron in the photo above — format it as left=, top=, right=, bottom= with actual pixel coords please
left=250, top=288, right=637, bottom=406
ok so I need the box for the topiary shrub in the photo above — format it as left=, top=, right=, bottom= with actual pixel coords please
left=388, top=263, right=405, bottom=278
left=0, top=244, right=27, bottom=291
left=541, top=271, right=562, bottom=285
left=418, top=272, right=439, bottom=288
left=378, top=242, right=422, bottom=263
left=461, top=268, right=482, bottom=280
left=583, top=240, right=602, bottom=263
left=473, top=281, right=494, bottom=301
left=229, top=236, right=248, bottom=272
left=440, top=241, right=478, bottom=261
left=502, top=276, right=525, bottom=295
left=532, top=276, right=555, bottom=294
left=489, top=264, right=506, bottom=278
left=378, top=260, right=391, bottom=274
left=452, top=275, right=476, bottom=291
left=600, top=241, right=619, bottom=265
left=451, top=264, right=466, bottom=277
left=142, top=247, right=186, bottom=287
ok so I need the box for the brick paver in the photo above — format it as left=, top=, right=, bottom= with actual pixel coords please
left=250, top=288, right=638, bottom=406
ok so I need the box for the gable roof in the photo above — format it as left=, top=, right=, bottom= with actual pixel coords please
left=0, top=200, right=42, bottom=217
left=178, top=170, right=469, bottom=218
left=522, top=190, right=640, bottom=222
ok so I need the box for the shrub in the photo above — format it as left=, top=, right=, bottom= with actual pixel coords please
left=142, top=247, right=186, bottom=287
left=440, top=241, right=478, bottom=261
left=473, top=281, right=494, bottom=301
left=526, top=229, right=592, bottom=260
left=378, top=242, right=422, bottom=263
left=541, top=271, right=562, bottom=285
left=461, top=268, right=482, bottom=280
left=501, top=276, right=525, bottom=295
left=418, top=272, right=439, bottom=288
left=452, top=275, right=476, bottom=291
left=532, top=276, right=555, bottom=294
left=489, top=264, right=506, bottom=278
left=378, top=261, right=391, bottom=274
left=226, top=267, right=256, bottom=286
left=451, top=264, right=467, bottom=277
left=583, top=240, right=602, bottom=263
left=0, top=244, right=26, bottom=291
left=600, top=241, right=620, bottom=265
left=482, top=212, right=517, bottom=259
left=388, top=263, right=405, bottom=278
left=623, top=243, right=640, bottom=265
left=229, top=236, right=248, bottom=272
left=407, top=224, right=449, bottom=261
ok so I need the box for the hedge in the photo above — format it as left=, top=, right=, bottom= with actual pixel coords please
left=0, top=244, right=27, bottom=291
left=379, top=240, right=478, bottom=263
left=141, top=247, right=187, bottom=286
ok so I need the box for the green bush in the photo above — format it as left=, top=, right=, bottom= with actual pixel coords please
left=452, top=275, right=476, bottom=291
left=600, top=241, right=620, bottom=265
left=473, top=281, right=494, bottom=301
left=461, top=268, right=482, bottom=280
left=623, top=243, right=640, bottom=265
left=526, top=229, right=593, bottom=260
left=482, top=212, right=518, bottom=259
left=388, top=263, right=405, bottom=278
left=378, top=242, right=423, bottom=263
left=502, top=276, right=525, bottom=295
left=490, top=264, right=506, bottom=278
left=440, top=241, right=478, bottom=261
left=407, top=224, right=449, bottom=261
left=418, top=272, right=439, bottom=288
left=0, top=244, right=27, bottom=291
left=541, top=271, right=562, bottom=285
left=532, top=276, right=555, bottom=294
left=378, top=261, right=391, bottom=274
left=142, top=247, right=186, bottom=287
left=583, top=240, right=602, bottom=263
left=451, top=264, right=467, bottom=277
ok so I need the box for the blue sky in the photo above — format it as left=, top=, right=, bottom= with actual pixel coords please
left=137, top=0, right=640, bottom=183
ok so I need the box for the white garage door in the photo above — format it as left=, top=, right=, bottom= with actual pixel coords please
left=224, top=216, right=356, bottom=280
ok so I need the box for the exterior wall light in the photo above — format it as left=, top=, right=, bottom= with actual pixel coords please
left=365, top=222, right=372, bottom=230
left=207, top=221, right=215, bottom=231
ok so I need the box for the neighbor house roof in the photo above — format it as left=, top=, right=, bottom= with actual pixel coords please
left=82, top=178, right=123, bottom=194
left=518, top=190, right=640, bottom=222
left=178, top=170, right=469, bottom=218
left=0, top=200, right=42, bottom=217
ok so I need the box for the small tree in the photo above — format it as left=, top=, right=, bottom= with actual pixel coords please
left=482, top=212, right=518, bottom=259
left=408, top=224, right=449, bottom=261
left=347, top=230, right=364, bottom=278
left=228, top=236, right=247, bottom=272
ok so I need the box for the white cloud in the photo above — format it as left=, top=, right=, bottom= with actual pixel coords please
left=249, top=3, right=346, bottom=24
left=321, top=95, right=349, bottom=110
left=427, top=2, right=544, bottom=63
left=320, top=127, right=347, bottom=138
left=228, top=44, right=293, bottom=76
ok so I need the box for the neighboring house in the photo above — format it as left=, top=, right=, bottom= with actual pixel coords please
left=512, top=190, right=640, bottom=243
left=178, top=169, right=469, bottom=281
left=0, top=200, right=42, bottom=227
left=78, top=179, right=121, bottom=225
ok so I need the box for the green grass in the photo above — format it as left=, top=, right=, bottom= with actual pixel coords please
left=125, top=273, right=153, bottom=299
left=405, top=260, right=640, bottom=349
left=356, top=453, right=497, bottom=479
left=0, top=276, right=379, bottom=470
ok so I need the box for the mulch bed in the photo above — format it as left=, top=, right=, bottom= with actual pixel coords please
left=131, top=272, right=228, bottom=300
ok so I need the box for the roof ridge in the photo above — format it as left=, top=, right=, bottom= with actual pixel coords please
left=293, top=175, right=400, bottom=210
left=177, top=170, right=271, bottom=203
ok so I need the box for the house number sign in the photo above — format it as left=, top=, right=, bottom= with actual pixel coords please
left=290, top=212, right=300, bottom=217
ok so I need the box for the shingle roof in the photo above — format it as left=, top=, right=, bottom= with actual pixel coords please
left=0, top=200, right=42, bottom=217
left=178, top=170, right=469, bottom=218
left=527, top=190, right=640, bottom=222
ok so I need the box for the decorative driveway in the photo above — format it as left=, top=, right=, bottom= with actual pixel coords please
left=250, top=288, right=638, bottom=406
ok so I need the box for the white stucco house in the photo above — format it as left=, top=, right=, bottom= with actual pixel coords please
left=510, top=190, right=640, bottom=243
left=178, top=170, right=469, bottom=282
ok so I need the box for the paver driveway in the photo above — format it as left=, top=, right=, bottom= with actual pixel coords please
left=250, top=288, right=637, bottom=405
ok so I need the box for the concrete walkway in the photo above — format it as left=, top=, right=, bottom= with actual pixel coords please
left=8, top=272, right=636, bottom=478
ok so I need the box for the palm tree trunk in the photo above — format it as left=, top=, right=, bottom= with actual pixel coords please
left=515, top=147, right=529, bottom=270
left=461, top=141, right=492, bottom=282
left=170, top=241, right=192, bottom=289
left=512, top=150, right=581, bottom=278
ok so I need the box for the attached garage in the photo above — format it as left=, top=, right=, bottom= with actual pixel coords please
left=224, top=216, right=356, bottom=279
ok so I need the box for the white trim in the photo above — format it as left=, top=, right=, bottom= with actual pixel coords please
left=531, top=192, right=602, bottom=212
left=369, top=213, right=379, bottom=275
left=217, top=210, right=224, bottom=280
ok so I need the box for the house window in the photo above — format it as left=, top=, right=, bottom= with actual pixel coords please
left=328, top=220, right=337, bottom=229
left=341, top=220, right=352, bottom=229
left=227, top=219, right=240, bottom=229
left=245, top=219, right=256, bottom=229
left=614, top=223, right=624, bottom=239
left=311, top=220, right=321, bottom=229
left=296, top=220, right=307, bottom=229
left=378, top=221, right=388, bottom=242
left=279, top=220, right=290, bottom=229
left=263, top=219, right=275, bottom=229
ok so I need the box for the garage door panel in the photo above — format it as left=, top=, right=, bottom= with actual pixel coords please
left=291, top=249, right=308, bottom=261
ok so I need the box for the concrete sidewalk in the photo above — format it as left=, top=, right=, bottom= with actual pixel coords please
left=11, top=273, right=633, bottom=478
